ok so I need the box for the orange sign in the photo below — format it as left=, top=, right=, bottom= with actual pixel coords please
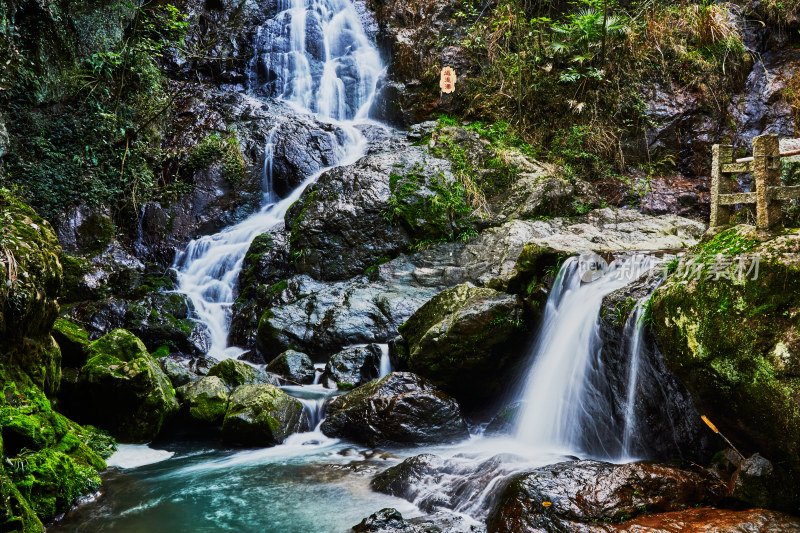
left=440, top=67, right=457, bottom=94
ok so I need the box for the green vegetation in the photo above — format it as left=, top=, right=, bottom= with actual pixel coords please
left=0, top=2, right=190, bottom=221
left=384, top=163, right=478, bottom=248
left=186, top=133, right=246, bottom=185
left=419, top=0, right=753, bottom=185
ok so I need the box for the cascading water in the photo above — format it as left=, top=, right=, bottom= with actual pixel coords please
left=514, top=253, right=659, bottom=458
left=249, top=0, right=383, bottom=121
left=620, top=299, right=656, bottom=460
left=173, top=0, right=383, bottom=361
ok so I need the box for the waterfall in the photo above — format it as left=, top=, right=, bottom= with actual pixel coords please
left=514, top=253, right=658, bottom=457
left=173, top=0, right=383, bottom=361
left=249, top=0, right=383, bottom=121
left=378, top=344, right=391, bottom=378
left=620, top=301, right=647, bottom=459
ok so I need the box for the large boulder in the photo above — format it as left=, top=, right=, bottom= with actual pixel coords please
left=221, top=384, right=306, bottom=446
left=320, top=372, right=469, bottom=446
left=176, top=376, right=229, bottom=424
left=285, top=145, right=474, bottom=281
left=265, top=350, right=315, bottom=385
left=353, top=508, right=482, bottom=533
left=0, top=192, right=63, bottom=395
left=394, top=283, right=527, bottom=408
left=321, top=344, right=382, bottom=390
left=71, top=329, right=179, bottom=442
left=487, top=460, right=722, bottom=533
left=650, top=226, right=800, bottom=511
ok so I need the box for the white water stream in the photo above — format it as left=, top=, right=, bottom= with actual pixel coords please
left=173, top=0, right=383, bottom=361
left=514, top=254, right=658, bottom=457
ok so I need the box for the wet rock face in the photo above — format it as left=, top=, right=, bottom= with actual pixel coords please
left=135, top=90, right=350, bottom=265
left=487, top=460, right=722, bottom=533
left=365, top=0, right=472, bottom=125
left=321, top=344, right=382, bottom=389
left=320, top=372, right=469, bottom=446
left=221, top=383, right=306, bottom=446
left=394, top=283, right=528, bottom=409
left=353, top=508, right=484, bottom=533
left=68, top=329, right=180, bottom=442
left=371, top=453, right=524, bottom=517
left=596, top=276, right=713, bottom=463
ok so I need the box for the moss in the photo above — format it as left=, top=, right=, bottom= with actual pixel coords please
left=651, top=227, right=800, bottom=511
left=58, top=253, right=91, bottom=303
left=77, top=329, right=179, bottom=442
left=337, top=382, right=356, bottom=391
left=0, top=471, right=43, bottom=533
left=186, top=133, right=246, bottom=185
left=207, top=359, right=256, bottom=387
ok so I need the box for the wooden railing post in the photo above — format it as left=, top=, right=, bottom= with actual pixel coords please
left=753, top=134, right=782, bottom=231
left=710, top=144, right=733, bottom=227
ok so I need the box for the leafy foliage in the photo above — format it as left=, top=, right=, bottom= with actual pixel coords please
left=0, top=2, right=189, bottom=221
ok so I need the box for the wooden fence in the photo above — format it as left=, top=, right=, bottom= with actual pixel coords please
left=710, top=134, right=800, bottom=230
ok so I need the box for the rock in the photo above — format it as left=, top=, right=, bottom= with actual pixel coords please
left=731, top=453, right=778, bottom=508
left=52, top=205, right=116, bottom=256
left=265, top=350, right=315, bottom=384
left=545, top=508, right=800, bottom=532
left=487, top=460, right=722, bottom=533
left=136, top=91, right=348, bottom=264
left=595, top=276, right=713, bottom=462
left=250, top=209, right=703, bottom=361
left=485, top=402, right=524, bottom=435
left=207, top=358, right=279, bottom=388
left=321, top=344, right=382, bottom=390
left=395, top=283, right=527, bottom=408
left=320, top=372, right=469, bottom=446
left=221, top=384, right=306, bottom=446
left=229, top=230, right=293, bottom=349
left=177, top=376, right=229, bottom=424
left=285, top=145, right=467, bottom=281
left=71, top=329, right=179, bottom=442
left=159, top=357, right=201, bottom=388
left=650, top=226, right=800, bottom=511
left=51, top=318, right=91, bottom=368
left=0, top=192, right=63, bottom=395
left=125, top=292, right=203, bottom=354
left=372, top=453, right=524, bottom=515
left=353, top=508, right=484, bottom=533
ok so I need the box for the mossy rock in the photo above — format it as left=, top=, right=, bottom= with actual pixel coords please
left=0, top=472, right=42, bottom=533
left=125, top=293, right=196, bottom=353
left=221, top=384, right=305, bottom=446
left=73, top=329, right=179, bottom=442
left=52, top=318, right=91, bottom=368
left=0, top=192, right=64, bottom=395
left=397, top=283, right=527, bottom=408
left=177, top=376, right=229, bottom=424
left=208, top=359, right=275, bottom=388
left=0, top=367, right=112, bottom=524
left=650, top=225, right=800, bottom=512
